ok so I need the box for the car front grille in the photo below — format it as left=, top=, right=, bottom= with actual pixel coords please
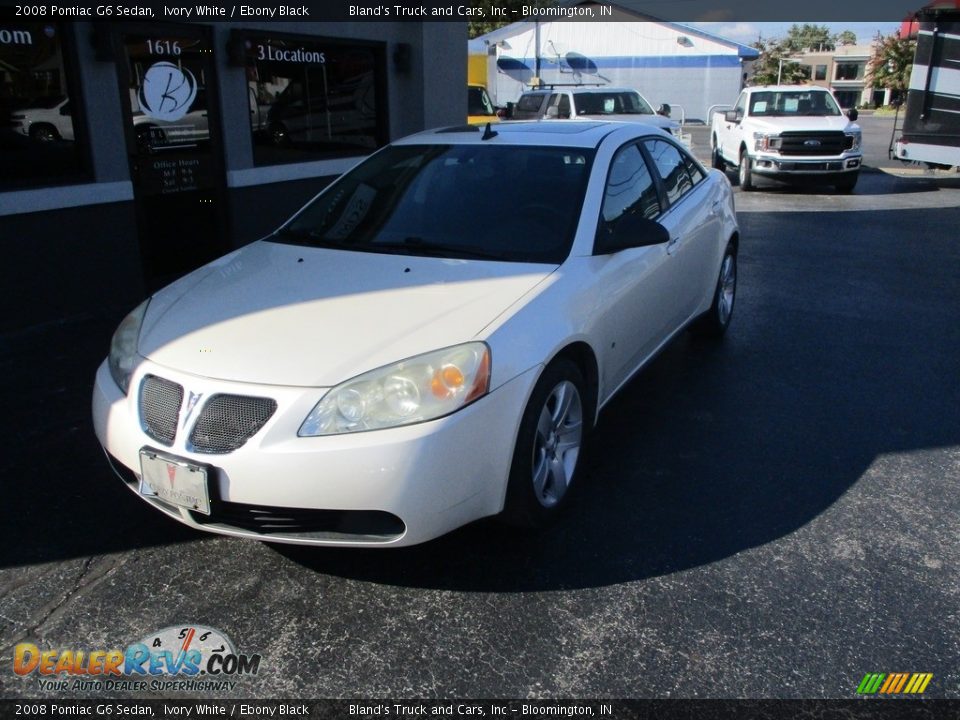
left=191, top=502, right=405, bottom=540
left=188, top=394, right=277, bottom=454
left=139, top=375, right=184, bottom=446
left=779, top=131, right=848, bottom=156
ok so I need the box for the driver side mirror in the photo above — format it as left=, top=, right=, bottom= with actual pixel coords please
left=724, top=109, right=741, bottom=123
left=596, top=214, right=670, bottom=254
left=847, top=108, right=859, bottom=121
left=657, top=103, right=671, bottom=117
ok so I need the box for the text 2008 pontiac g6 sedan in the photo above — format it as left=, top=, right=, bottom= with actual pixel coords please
left=93, top=121, right=739, bottom=547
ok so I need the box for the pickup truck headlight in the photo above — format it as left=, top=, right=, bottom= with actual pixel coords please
left=753, top=132, right=781, bottom=152
left=845, top=131, right=862, bottom=151
left=299, top=342, right=491, bottom=436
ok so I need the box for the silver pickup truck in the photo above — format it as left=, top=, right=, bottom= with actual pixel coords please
left=710, top=85, right=862, bottom=192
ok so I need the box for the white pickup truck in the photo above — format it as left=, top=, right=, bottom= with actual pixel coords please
left=710, top=85, right=863, bottom=192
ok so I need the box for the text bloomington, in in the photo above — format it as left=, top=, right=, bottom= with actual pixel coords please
left=349, top=4, right=609, bottom=17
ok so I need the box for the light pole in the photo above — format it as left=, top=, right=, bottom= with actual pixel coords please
left=777, top=57, right=799, bottom=85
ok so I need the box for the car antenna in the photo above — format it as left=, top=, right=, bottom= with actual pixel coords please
left=481, top=122, right=498, bottom=141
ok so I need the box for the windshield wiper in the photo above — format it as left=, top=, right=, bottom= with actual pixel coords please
left=373, top=237, right=510, bottom=261
left=272, top=227, right=347, bottom=249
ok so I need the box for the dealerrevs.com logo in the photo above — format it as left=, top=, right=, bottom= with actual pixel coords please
left=856, top=673, right=933, bottom=695
left=13, top=625, right=261, bottom=693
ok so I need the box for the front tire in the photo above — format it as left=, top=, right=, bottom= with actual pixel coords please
left=502, top=359, right=586, bottom=529
left=738, top=152, right=755, bottom=191
left=691, top=243, right=737, bottom=339
left=711, top=138, right=725, bottom=170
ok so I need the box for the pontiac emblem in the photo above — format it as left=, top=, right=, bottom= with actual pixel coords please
left=183, top=391, right=203, bottom=427
left=166, top=463, right=177, bottom=489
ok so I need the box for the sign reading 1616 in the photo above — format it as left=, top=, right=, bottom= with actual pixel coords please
left=257, top=43, right=325, bottom=64
left=146, top=39, right=182, bottom=56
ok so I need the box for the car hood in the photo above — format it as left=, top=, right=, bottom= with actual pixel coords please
left=747, top=116, right=857, bottom=133
left=138, top=240, right=555, bottom=387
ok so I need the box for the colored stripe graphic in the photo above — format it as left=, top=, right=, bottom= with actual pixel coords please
left=857, top=672, right=932, bottom=695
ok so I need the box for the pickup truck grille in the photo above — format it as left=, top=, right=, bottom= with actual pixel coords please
left=779, top=131, right=848, bottom=156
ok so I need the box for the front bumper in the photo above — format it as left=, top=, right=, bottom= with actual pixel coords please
left=92, top=359, right=539, bottom=547
left=750, top=152, right=862, bottom=177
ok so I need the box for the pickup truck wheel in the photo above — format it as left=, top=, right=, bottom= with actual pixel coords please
left=738, top=153, right=755, bottom=191
left=711, top=139, right=725, bottom=170
left=834, top=172, right=859, bottom=194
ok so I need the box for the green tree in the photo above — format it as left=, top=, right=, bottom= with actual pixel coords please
left=782, top=23, right=835, bottom=53
left=750, top=37, right=811, bottom=86
left=871, top=31, right=916, bottom=96
left=468, top=0, right=556, bottom=39
left=835, top=30, right=858, bottom=46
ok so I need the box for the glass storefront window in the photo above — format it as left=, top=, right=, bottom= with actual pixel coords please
left=242, top=33, right=388, bottom=166
left=0, top=22, right=87, bottom=189
left=835, top=62, right=865, bottom=81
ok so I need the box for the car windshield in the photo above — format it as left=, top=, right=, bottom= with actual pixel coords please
left=576, top=92, right=654, bottom=116
left=749, top=91, right=841, bottom=117
left=272, top=143, right=595, bottom=264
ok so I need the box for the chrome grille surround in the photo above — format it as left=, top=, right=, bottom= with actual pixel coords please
left=139, top=375, right=184, bottom=446
left=189, top=394, right=278, bottom=454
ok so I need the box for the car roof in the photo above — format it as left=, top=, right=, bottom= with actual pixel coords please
left=395, top=121, right=669, bottom=149
left=521, top=86, right=639, bottom=95
left=748, top=85, right=832, bottom=92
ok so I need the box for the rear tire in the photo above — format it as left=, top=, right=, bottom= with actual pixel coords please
left=501, top=359, right=586, bottom=529
left=738, top=152, right=755, bottom=191
left=691, top=243, right=737, bottom=339
left=29, top=124, right=59, bottom=142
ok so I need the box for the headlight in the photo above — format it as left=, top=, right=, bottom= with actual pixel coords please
left=846, top=132, right=862, bottom=151
left=108, top=299, right=149, bottom=394
left=753, top=132, right=781, bottom=152
left=299, top=342, right=491, bottom=436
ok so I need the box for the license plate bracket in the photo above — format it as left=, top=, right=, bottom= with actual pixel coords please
left=139, top=449, right=211, bottom=515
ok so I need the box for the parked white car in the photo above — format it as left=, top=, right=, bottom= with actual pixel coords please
left=9, top=96, right=75, bottom=142
left=92, top=121, right=739, bottom=548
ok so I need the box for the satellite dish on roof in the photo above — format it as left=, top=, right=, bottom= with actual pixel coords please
left=565, top=52, right=598, bottom=75
left=496, top=56, right=533, bottom=83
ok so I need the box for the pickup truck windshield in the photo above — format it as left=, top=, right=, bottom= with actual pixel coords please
left=273, top=144, right=595, bottom=264
left=577, top=92, right=654, bottom=116
left=749, top=91, right=841, bottom=117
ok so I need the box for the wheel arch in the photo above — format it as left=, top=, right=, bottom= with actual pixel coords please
left=547, top=341, right=600, bottom=431
left=727, top=230, right=740, bottom=255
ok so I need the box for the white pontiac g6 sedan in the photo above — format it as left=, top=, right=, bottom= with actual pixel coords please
left=92, top=121, right=740, bottom=547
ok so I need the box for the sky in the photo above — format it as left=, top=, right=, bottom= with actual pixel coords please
left=688, top=22, right=902, bottom=47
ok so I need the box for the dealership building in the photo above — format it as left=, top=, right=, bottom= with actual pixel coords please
left=0, top=20, right=463, bottom=331
left=475, top=3, right=758, bottom=124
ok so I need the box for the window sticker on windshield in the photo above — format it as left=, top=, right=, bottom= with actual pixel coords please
left=324, top=183, right=377, bottom=240
left=752, top=101, right=767, bottom=113
left=784, top=98, right=799, bottom=111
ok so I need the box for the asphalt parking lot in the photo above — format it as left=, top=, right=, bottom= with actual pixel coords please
left=2, top=114, right=959, bottom=700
